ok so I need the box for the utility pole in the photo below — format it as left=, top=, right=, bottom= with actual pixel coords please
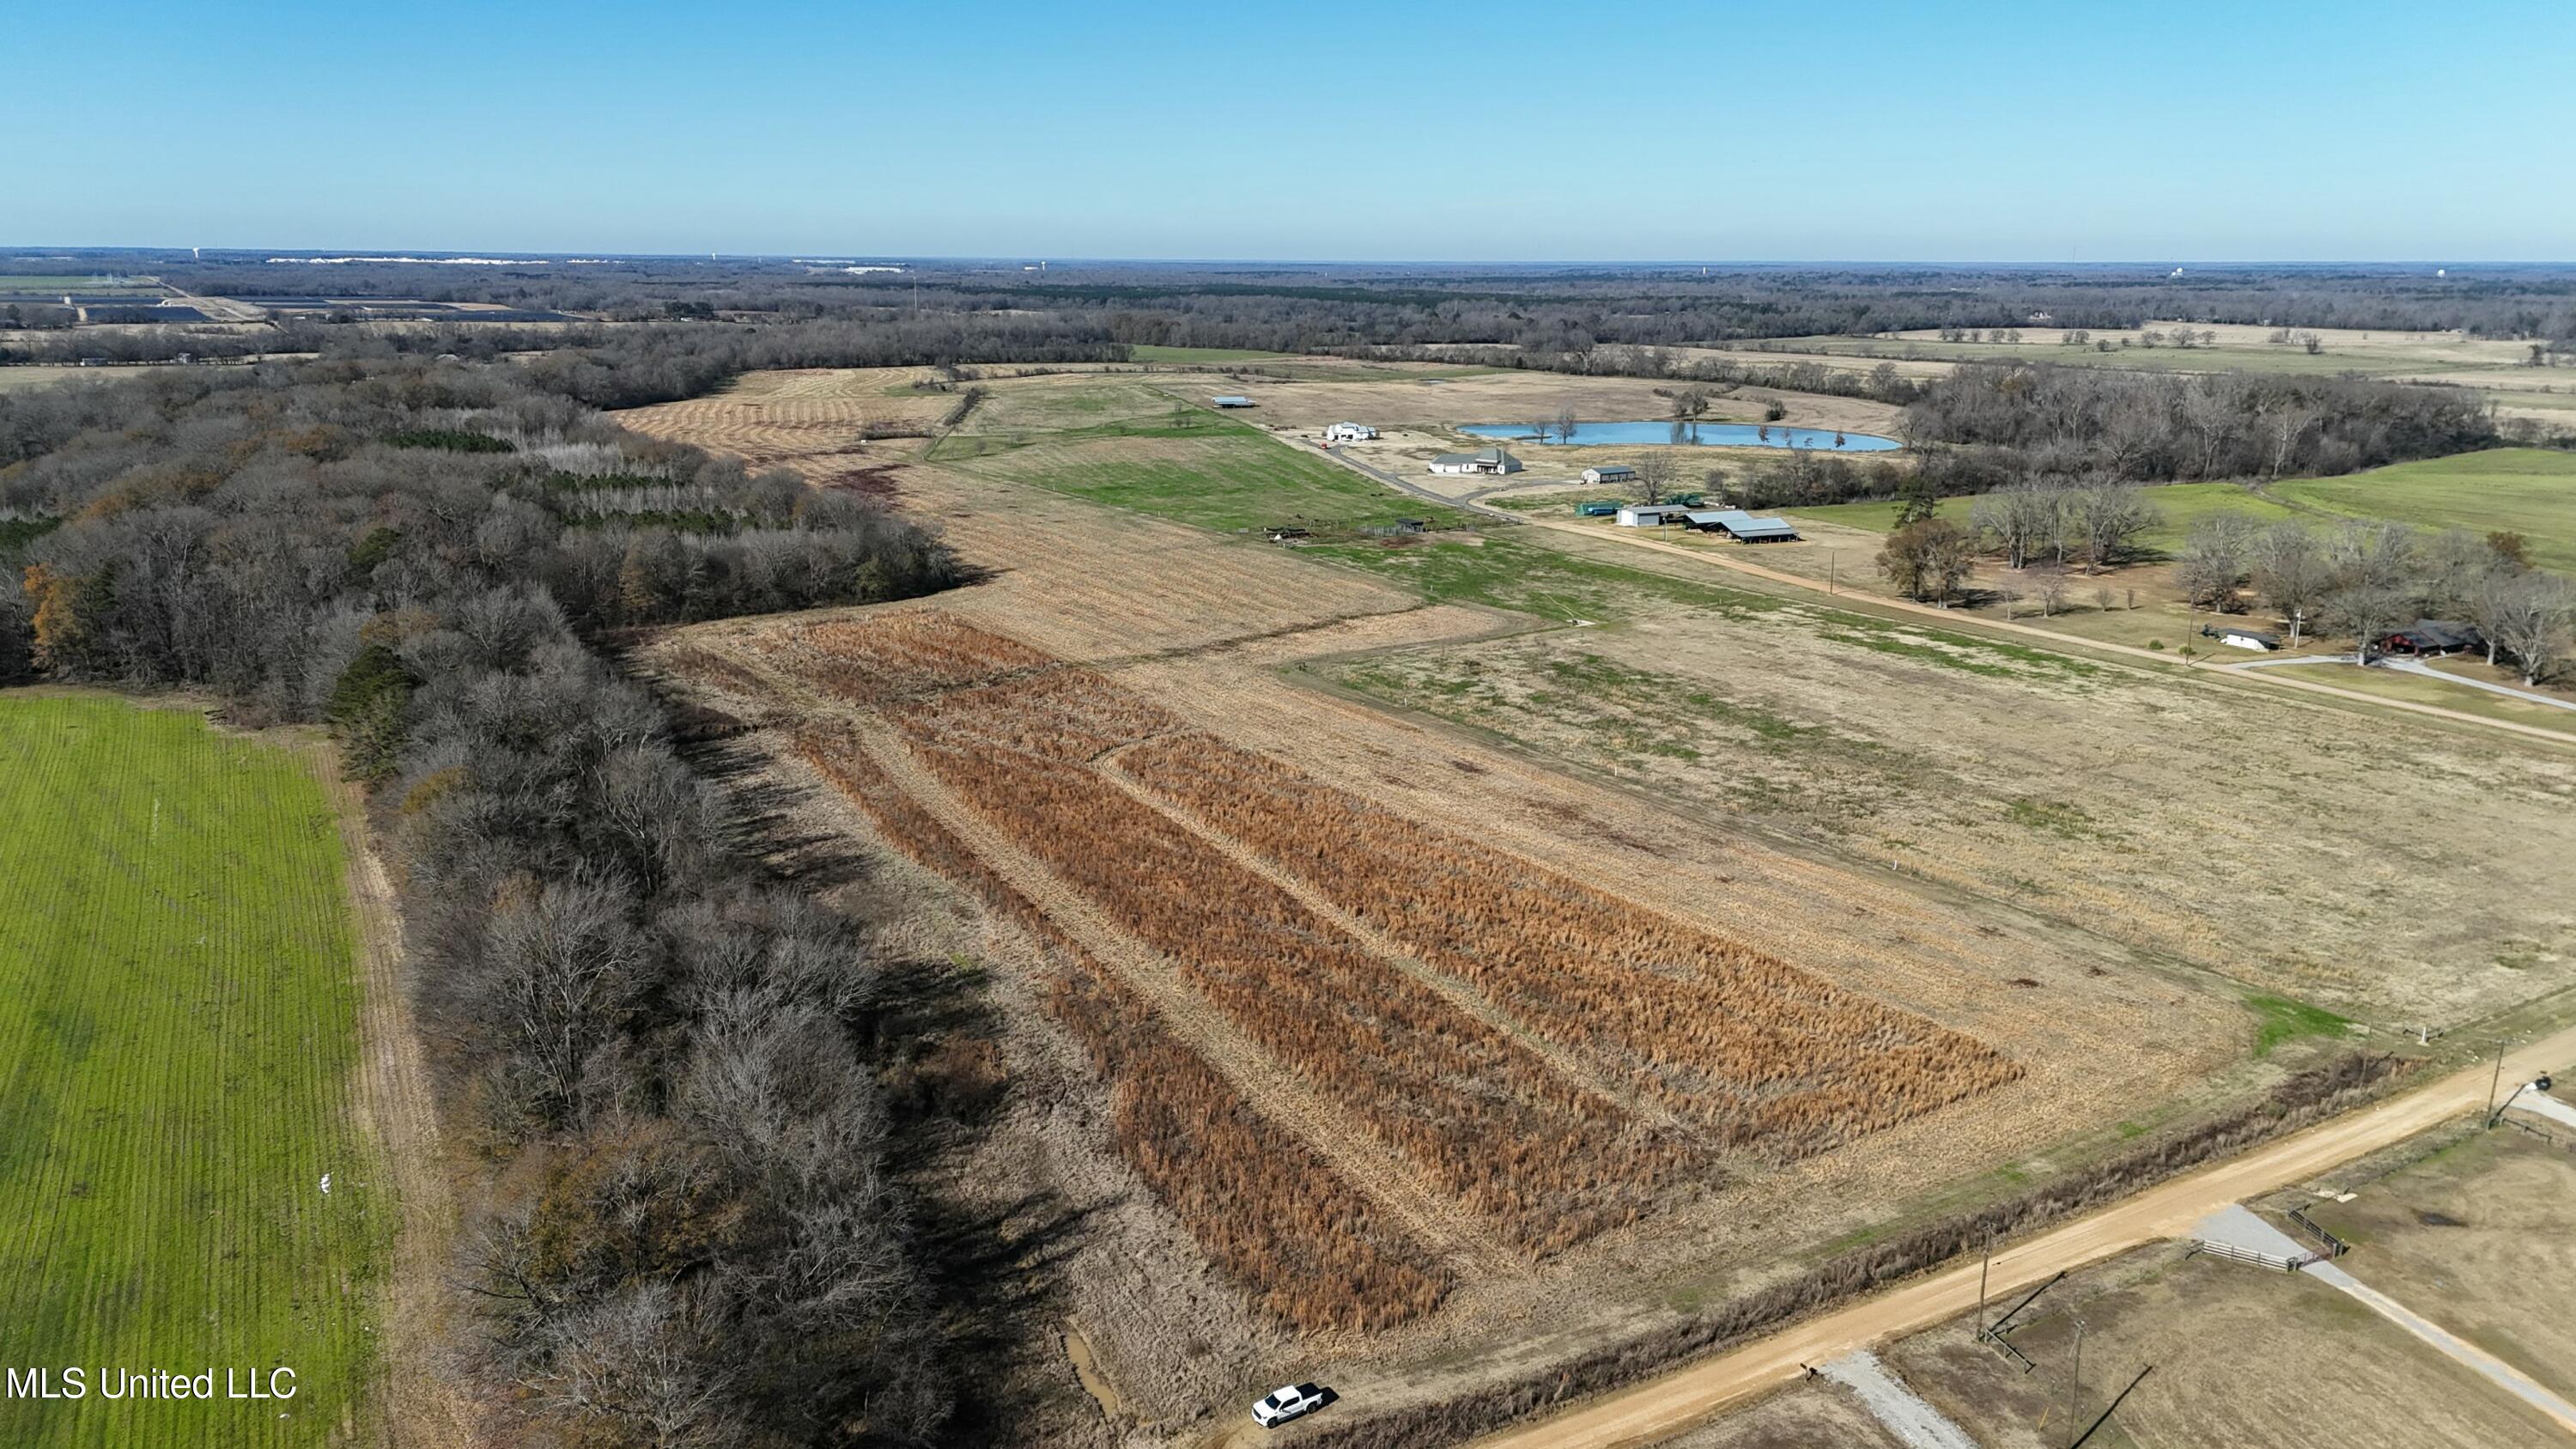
left=2489, top=1042, right=2510, bottom=1125
left=1976, top=1232, right=1992, bottom=1338
left=1827, top=550, right=1838, bottom=594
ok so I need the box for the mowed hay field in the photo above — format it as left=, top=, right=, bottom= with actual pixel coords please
left=2276, top=447, right=2576, bottom=572
left=0, top=695, right=383, bottom=1447
left=932, top=394, right=1462, bottom=533
left=1334, top=589, right=2576, bottom=1026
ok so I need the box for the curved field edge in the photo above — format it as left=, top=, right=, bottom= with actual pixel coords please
left=0, top=692, right=390, bottom=1447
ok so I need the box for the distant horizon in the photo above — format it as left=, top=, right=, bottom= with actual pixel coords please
left=9, top=247, right=2575, bottom=271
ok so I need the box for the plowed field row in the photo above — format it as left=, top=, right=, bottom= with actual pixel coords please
left=888, top=673, right=1690, bottom=1255
left=1113, top=734, right=2022, bottom=1158
left=793, top=733, right=1449, bottom=1331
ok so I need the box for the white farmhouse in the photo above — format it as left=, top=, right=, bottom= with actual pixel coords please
left=1428, top=447, right=1523, bottom=477
left=1323, top=422, right=1378, bottom=442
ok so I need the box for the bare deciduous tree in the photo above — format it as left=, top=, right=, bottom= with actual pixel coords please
left=2249, top=521, right=2330, bottom=643
left=2175, top=513, right=2258, bottom=613
left=1631, top=452, right=1678, bottom=506
left=2480, top=573, right=2576, bottom=685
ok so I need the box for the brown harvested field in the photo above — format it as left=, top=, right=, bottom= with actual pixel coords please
left=623, top=374, right=1421, bottom=662
left=1874, top=1239, right=2571, bottom=1449
left=1332, top=593, right=2576, bottom=1025
left=795, top=731, right=1450, bottom=1333
left=885, top=667, right=1694, bottom=1257
left=2306, top=1126, right=2576, bottom=1401
left=1114, top=732, right=2019, bottom=1156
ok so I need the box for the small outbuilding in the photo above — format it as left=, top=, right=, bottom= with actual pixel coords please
left=1429, top=447, right=1523, bottom=477
left=1615, top=502, right=1693, bottom=527
left=1323, top=422, right=1378, bottom=441
left=1212, top=394, right=1256, bottom=408
left=2206, top=624, right=2281, bottom=652
left=2373, top=619, right=2484, bottom=657
left=1582, top=465, right=1637, bottom=486
left=1577, top=500, right=1622, bottom=518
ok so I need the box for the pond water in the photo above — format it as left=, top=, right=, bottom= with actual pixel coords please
left=1459, top=421, right=1900, bottom=451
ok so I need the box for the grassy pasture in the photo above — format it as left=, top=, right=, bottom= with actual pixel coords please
left=933, top=405, right=1471, bottom=533
left=0, top=694, right=383, bottom=1447
left=2275, top=448, right=2576, bottom=571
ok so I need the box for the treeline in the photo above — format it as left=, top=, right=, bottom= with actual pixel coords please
left=2175, top=514, right=2572, bottom=682
left=1, top=313, right=1127, bottom=405
left=34, top=250, right=2576, bottom=348
left=1903, top=362, right=2497, bottom=480
left=0, top=356, right=969, bottom=1444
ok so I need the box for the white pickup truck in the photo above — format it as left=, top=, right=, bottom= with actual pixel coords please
left=1251, top=1382, right=1327, bottom=1428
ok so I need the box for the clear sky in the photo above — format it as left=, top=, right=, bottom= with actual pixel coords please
left=9, top=0, right=2570, bottom=262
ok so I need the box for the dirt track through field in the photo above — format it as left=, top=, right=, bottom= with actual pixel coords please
left=851, top=720, right=1523, bottom=1279
left=1470, top=1024, right=2576, bottom=1449
left=321, top=758, right=477, bottom=1449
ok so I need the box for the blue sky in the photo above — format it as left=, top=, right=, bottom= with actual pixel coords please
left=9, top=0, right=2570, bottom=261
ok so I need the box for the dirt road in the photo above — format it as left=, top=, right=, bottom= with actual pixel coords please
left=1470, top=1025, right=2576, bottom=1449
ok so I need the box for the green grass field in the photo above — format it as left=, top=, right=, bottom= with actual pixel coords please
left=933, top=406, right=1471, bottom=533
left=0, top=694, right=383, bottom=1447
left=2275, top=447, right=2576, bottom=571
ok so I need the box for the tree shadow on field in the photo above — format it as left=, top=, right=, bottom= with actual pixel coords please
left=919, top=1188, right=1110, bottom=1445
left=680, top=734, right=878, bottom=891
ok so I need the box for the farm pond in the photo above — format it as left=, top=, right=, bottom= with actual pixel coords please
left=1460, top=421, right=1900, bottom=450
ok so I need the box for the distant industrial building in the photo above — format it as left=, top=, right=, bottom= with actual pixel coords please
left=1323, top=422, right=1378, bottom=441
left=1212, top=394, right=1256, bottom=408
left=1429, top=447, right=1522, bottom=476
left=1582, top=465, right=1636, bottom=486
